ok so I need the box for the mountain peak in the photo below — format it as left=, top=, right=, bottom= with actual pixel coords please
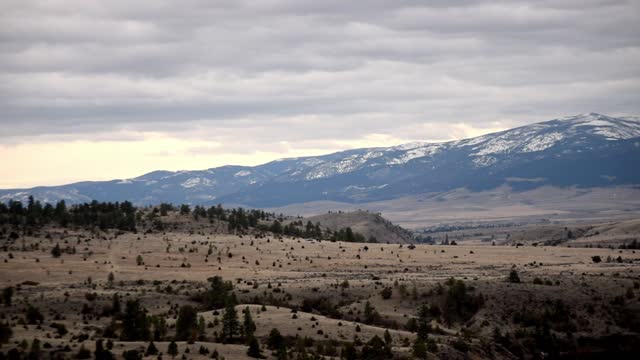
left=1, top=113, right=638, bottom=206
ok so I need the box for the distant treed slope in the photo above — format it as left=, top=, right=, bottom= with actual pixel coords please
left=1, top=113, right=639, bottom=207
left=303, top=210, right=414, bottom=244
left=0, top=199, right=414, bottom=243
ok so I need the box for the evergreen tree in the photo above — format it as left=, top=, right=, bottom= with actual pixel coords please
left=167, top=341, right=178, bottom=358
left=175, top=305, right=198, bottom=341
left=94, top=339, right=104, bottom=360
left=205, top=276, right=233, bottom=309
left=28, top=338, right=40, bottom=360
left=76, top=345, right=91, bottom=359
left=275, top=345, right=288, bottom=360
left=221, top=298, right=239, bottom=342
left=383, top=329, right=392, bottom=345
left=197, top=316, right=205, bottom=340
left=122, top=350, right=141, bottom=360
left=267, top=328, right=284, bottom=350
left=508, top=269, right=521, bottom=283
left=0, top=322, right=12, bottom=345
left=145, top=341, right=158, bottom=356
left=111, top=293, right=121, bottom=317
left=243, top=307, right=256, bottom=340
left=416, top=304, right=431, bottom=341
left=341, top=343, right=358, bottom=360
left=364, top=301, right=380, bottom=325
left=94, top=339, right=114, bottom=360
left=26, top=305, right=43, bottom=324
left=51, top=244, right=62, bottom=258
left=2, top=287, right=13, bottom=306
left=151, top=315, right=167, bottom=341
left=412, top=338, right=427, bottom=360
left=360, top=335, right=391, bottom=360
left=120, top=299, right=150, bottom=341
left=246, top=336, right=263, bottom=358
left=107, top=272, right=115, bottom=288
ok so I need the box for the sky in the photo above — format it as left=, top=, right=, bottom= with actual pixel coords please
left=1, top=0, right=639, bottom=189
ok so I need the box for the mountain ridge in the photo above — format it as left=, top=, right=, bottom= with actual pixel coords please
left=2, top=113, right=639, bottom=207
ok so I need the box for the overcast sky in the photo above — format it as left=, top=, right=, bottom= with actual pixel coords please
left=1, top=0, right=639, bottom=188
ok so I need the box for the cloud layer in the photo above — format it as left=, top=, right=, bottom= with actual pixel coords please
left=1, top=0, right=639, bottom=187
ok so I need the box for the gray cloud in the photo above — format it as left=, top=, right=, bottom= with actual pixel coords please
left=1, top=0, right=639, bottom=146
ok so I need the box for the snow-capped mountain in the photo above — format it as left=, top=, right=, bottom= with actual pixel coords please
left=2, top=113, right=639, bottom=207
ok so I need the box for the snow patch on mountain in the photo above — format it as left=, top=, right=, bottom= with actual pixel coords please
left=234, top=170, right=251, bottom=177
left=392, top=141, right=429, bottom=151
left=472, top=156, right=497, bottom=167
left=473, top=138, right=517, bottom=156
left=387, top=144, right=443, bottom=164
left=305, top=153, right=376, bottom=180
left=181, top=177, right=216, bottom=188
left=574, top=119, right=614, bottom=127
left=521, top=132, right=564, bottom=152
left=302, top=158, right=325, bottom=166
left=564, top=113, right=640, bottom=140
left=343, top=183, right=390, bottom=192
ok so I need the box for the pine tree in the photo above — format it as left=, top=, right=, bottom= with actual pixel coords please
left=95, top=339, right=114, bottom=360
left=29, top=338, right=41, bottom=360
left=26, top=305, right=43, bottom=324
left=51, top=243, right=62, bottom=258
left=509, top=269, right=521, bottom=283
left=2, top=287, right=13, bottom=306
left=361, top=335, right=391, bottom=359
left=243, top=307, right=256, bottom=340
left=417, top=304, right=431, bottom=341
left=383, top=329, right=392, bottom=345
left=175, top=305, right=198, bottom=341
left=120, top=299, right=150, bottom=341
left=0, top=322, right=12, bottom=345
left=221, top=299, right=239, bottom=342
left=111, top=293, right=121, bottom=316
left=205, top=276, right=233, bottom=309
left=145, top=341, right=158, bottom=356
left=341, top=343, right=358, bottom=360
left=198, top=316, right=205, bottom=339
left=167, top=341, right=178, bottom=358
left=151, top=315, right=167, bottom=341
left=107, top=272, right=115, bottom=288
left=413, top=338, right=427, bottom=360
left=246, top=336, right=263, bottom=358
left=94, top=339, right=104, bottom=360
left=267, top=328, right=284, bottom=350
left=76, top=345, right=91, bottom=360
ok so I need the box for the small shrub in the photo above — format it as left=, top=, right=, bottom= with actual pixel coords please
left=508, top=270, right=521, bottom=283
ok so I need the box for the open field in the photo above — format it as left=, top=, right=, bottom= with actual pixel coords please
left=1, top=213, right=640, bottom=359
left=268, top=186, right=640, bottom=228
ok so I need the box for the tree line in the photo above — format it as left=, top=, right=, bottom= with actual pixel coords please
left=1, top=196, right=376, bottom=243
left=0, top=197, right=136, bottom=231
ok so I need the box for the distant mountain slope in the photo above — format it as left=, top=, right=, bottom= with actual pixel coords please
left=2, top=113, right=639, bottom=207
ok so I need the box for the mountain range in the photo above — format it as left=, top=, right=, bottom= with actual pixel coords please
left=2, top=113, right=639, bottom=208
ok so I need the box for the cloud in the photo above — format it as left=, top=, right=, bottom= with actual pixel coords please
left=0, top=0, right=639, bottom=186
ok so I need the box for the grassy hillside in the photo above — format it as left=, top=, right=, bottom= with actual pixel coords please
left=303, top=210, right=414, bottom=244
